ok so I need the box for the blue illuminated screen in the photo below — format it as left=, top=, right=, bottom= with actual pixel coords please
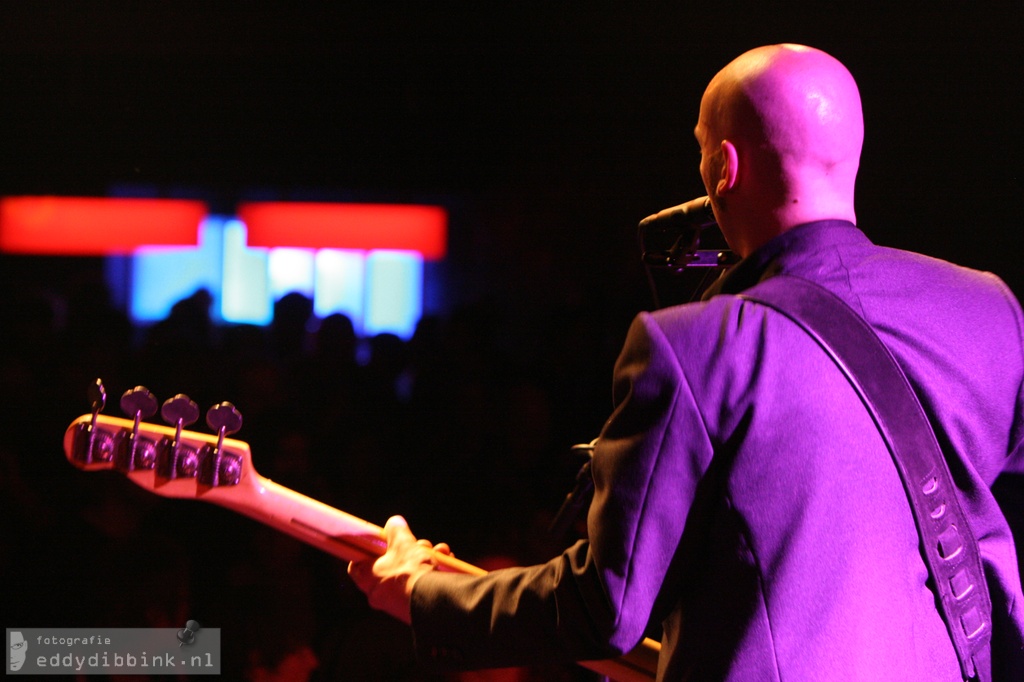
left=119, top=216, right=424, bottom=338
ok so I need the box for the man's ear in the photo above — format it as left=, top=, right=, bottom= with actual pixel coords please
left=716, top=139, right=739, bottom=195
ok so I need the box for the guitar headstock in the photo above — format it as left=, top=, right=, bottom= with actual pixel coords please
left=63, top=380, right=257, bottom=501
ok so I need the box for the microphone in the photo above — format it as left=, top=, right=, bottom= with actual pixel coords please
left=638, top=195, right=716, bottom=232
left=637, top=196, right=720, bottom=270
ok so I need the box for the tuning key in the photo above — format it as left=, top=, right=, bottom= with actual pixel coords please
left=162, top=394, right=200, bottom=429
left=152, top=394, right=201, bottom=479
left=72, top=378, right=112, bottom=465
left=88, top=378, right=107, bottom=415
left=198, top=402, right=243, bottom=487
left=206, top=402, right=243, bottom=436
left=114, top=386, right=159, bottom=474
left=120, top=386, right=159, bottom=420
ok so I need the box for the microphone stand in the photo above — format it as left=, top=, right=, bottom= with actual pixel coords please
left=549, top=199, right=738, bottom=539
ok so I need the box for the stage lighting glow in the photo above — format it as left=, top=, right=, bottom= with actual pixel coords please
left=131, top=217, right=223, bottom=321
left=239, top=202, right=447, bottom=259
left=74, top=199, right=444, bottom=335
left=364, top=251, right=423, bottom=339
left=314, top=249, right=366, bottom=323
left=221, top=219, right=272, bottom=325
left=269, top=248, right=316, bottom=300
left=0, top=196, right=204, bottom=254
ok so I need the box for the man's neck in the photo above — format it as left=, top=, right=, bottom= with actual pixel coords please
left=728, top=206, right=857, bottom=258
left=703, top=219, right=861, bottom=299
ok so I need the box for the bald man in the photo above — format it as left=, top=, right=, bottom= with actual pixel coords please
left=350, top=45, right=1024, bottom=680
left=695, top=44, right=861, bottom=255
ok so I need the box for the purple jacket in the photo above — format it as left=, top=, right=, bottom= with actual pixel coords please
left=412, top=221, right=1024, bottom=680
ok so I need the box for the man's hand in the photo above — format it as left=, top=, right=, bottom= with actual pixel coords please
left=347, top=516, right=451, bottom=624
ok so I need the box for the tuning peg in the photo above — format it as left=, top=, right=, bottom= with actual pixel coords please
left=88, top=379, right=107, bottom=414
left=71, top=379, right=112, bottom=465
left=120, top=387, right=158, bottom=420
left=113, top=387, right=158, bottom=474
left=161, top=395, right=200, bottom=428
left=206, top=402, right=243, bottom=437
left=198, top=402, right=243, bottom=488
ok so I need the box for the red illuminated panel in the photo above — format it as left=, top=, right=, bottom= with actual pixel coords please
left=239, top=202, right=447, bottom=259
left=0, top=197, right=205, bottom=255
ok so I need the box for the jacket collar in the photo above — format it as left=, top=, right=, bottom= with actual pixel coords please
left=703, top=220, right=865, bottom=299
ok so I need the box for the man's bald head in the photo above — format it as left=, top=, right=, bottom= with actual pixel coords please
left=695, top=44, right=863, bottom=256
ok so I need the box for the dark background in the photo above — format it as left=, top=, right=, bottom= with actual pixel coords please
left=2, top=4, right=1023, bottom=680
left=2, top=4, right=1022, bottom=291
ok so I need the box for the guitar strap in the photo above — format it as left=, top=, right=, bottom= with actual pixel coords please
left=740, top=275, right=993, bottom=682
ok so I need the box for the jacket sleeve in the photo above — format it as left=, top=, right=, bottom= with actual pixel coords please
left=409, top=311, right=714, bottom=668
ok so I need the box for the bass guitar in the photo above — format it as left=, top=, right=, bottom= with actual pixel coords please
left=63, top=381, right=660, bottom=681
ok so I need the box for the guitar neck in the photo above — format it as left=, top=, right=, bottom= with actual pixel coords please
left=220, top=472, right=486, bottom=575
